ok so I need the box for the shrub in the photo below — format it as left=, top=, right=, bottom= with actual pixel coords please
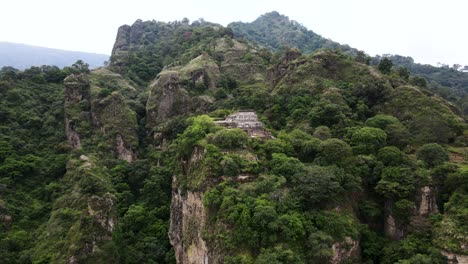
left=313, top=126, right=331, bottom=140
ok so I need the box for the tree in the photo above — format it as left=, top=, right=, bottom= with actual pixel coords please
left=0, top=66, right=19, bottom=81
left=316, top=139, right=352, bottom=165
left=397, top=67, right=410, bottom=81
left=409, top=76, right=427, bottom=88
left=173, top=115, right=218, bottom=158
left=261, top=139, right=294, bottom=159
left=377, top=146, right=404, bottom=166
left=351, top=127, right=387, bottom=154
left=416, top=143, right=449, bottom=167
left=378, top=57, right=393, bottom=74
left=293, top=166, right=343, bottom=206
left=269, top=153, right=304, bottom=181
left=278, top=129, right=320, bottom=161
left=366, top=114, right=400, bottom=129
left=375, top=167, right=415, bottom=199
left=256, top=247, right=302, bottom=264
left=65, top=60, right=90, bottom=74
left=452, top=64, right=461, bottom=71
left=355, top=50, right=370, bottom=65
left=310, top=100, right=348, bottom=128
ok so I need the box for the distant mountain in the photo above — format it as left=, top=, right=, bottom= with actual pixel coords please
left=0, top=42, right=109, bottom=70
left=228, top=11, right=357, bottom=54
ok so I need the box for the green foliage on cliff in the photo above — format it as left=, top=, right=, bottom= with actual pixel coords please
left=167, top=47, right=466, bottom=263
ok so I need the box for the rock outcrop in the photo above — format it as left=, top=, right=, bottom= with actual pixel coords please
left=92, top=92, right=138, bottom=162
left=110, top=19, right=149, bottom=68
left=110, top=25, right=131, bottom=67
left=169, top=189, right=209, bottom=264
left=442, top=251, right=468, bottom=264
left=170, top=146, right=216, bottom=264
left=331, top=237, right=360, bottom=264
left=64, top=74, right=91, bottom=149
left=115, top=134, right=136, bottom=162
left=385, top=186, right=440, bottom=241
left=63, top=70, right=139, bottom=162
left=0, top=200, right=12, bottom=229
left=267, top=48, right=302, bottom=87
left=385, top=213, right=405, bottom=240
left=146, top=71, right=191, bottom=129
left=384, top=200, right=405, bottom=240
left=417, top=186, right=438, bottom=216
left=146, top=55, right=218, bottom=136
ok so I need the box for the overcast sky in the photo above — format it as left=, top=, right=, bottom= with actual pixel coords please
left=1, top=0, right=466, bottom=66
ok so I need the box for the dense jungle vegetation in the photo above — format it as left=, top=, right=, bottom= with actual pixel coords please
left=0, top=11, right=467, bottom=264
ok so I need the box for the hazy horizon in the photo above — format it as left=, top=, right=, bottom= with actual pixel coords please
left=1, top=0, right=467, bottom=67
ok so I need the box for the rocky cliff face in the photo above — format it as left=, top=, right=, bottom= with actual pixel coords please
left=417, top=186, right=438, bottom=216
left=384, top=211, right=405, bottom=240
left=110, top=25, right=131, bottom=67
left=110, top=19, right=148, bottom=68
left=64, top=74, right=91, bottom=149
left=146, top=55, right=219, bottom=140
left=146, top=70, right=192, bottom=130
left=169, top=146, right=215, bottom=264
left=91, top=92, right=139, bottom=162
left=64, top=71, right=139, bottom=162
left=169, top=189, right=209, bottom=264
left=385, top=186, right=439, bottom=241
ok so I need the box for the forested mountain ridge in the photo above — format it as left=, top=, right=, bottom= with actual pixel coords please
left=228, top=11, right=357, bottom=55
left=0, top=42, right=109, bottom=70
left=0, top=13, right=467, bottom=264
left=229, top=11, right=468, bottom=116
left=373, top=54, right=468, bottom=115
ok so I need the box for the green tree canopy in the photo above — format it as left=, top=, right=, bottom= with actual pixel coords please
left=316, top=138, right=352, bottom=165
left=351, top=127, right=387, bottom=154
left=378, top=57, right=393, bottom=74
left=416, top=143, right=449, bottom=167
left=211, top=128, right=248, bottom=149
